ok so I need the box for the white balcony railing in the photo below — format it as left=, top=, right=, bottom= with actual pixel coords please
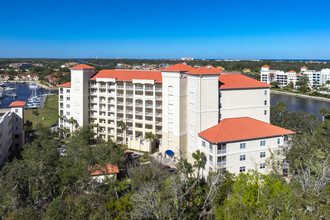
left=217, top=149, right=226, bottom=154
left=217, top=161, right=226, bottom=166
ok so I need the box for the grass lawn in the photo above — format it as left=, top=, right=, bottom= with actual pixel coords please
left=25, top=95, right=59, bottom=128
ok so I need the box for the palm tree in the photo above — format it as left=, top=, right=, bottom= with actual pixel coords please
left=117, top=120, right=126, bottom=145
left=318, top=108, right=328, bottom=122
left=32, top=110, right=39, bottom=129
left=68, top=117, right=77, bottom=132
left=192, top=150, right=206, bottom=181
left=145, top=131, right=155, bottom=152
left=24, top=120, right=33, bottom=132
left=276, top=102, right=287, bottom=117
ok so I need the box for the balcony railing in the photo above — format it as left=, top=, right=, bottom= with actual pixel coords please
left=135, top=103, right=143, bottom=107
left=117, top=93, right=124, bottom=97
left=126, top=102, right=133, bottom=105
left=126, top=94, right=133, bottom=97
left=117, top=86, right=124, bottom=89
left=117, top=101, right=123, bottom=105
left=156, top=96, right=162, bottom=99
left=156, top=130, right=162, bottom=134
left=155, top=87, right=162, bottom=91
left=217, top=161, right=226, bottom=166
left=135, top=86, right=143, bottom=90
left=145, top=87, right=153, bottom=91
left=126, top=86, right=133, bottom=89
left=217, top=149, right=226, bottom=154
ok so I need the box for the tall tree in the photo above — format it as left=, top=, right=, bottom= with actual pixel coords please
left=117, top=120, right=126, bottom=145
left=318, top=107, right=328, bottom=122
left=192, top=150, right=206, bottom=181
left=32, top=110, right=39, bottom=128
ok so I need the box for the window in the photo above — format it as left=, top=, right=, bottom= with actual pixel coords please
left=15, top=117, right=19, bottom=122
left=260, top=163, right=265, bottom=169
left=209, top=145, right=213, bottom=153
left=209, top=155, right=213, bottom=165
left=15, top=135, right=19, bottom=139
left=264, top=100, right=267, bottom=105
left=240, top=143, right=246, bottom=149
left=264, top=110, right=267, bottom=115
left=66, top=104, right=70, bottom=108
left=260, top=152, right=266, bottom=158
left=15, top=109, right=18, bottom=113
left=67, top=97, right=70, bottom=101
left=260, top=140, right=266, bottom=146
left=15, top=126, right=18, bottom=131
left=66, top=112, right=70, bottom=116
left=277, top=138, right=280, bottom=144
left=240, top=155, right=246, bottom=161
left=264, top=90, right=267, bottom=95
left=66, top=89, right=70, bottom=93
left=202, top=141, right=206, bottom=147
left=239, top=166, right=246, bottom=173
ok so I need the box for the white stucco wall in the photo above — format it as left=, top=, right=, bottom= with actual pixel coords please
left=220, top=88, right=270, bottom=123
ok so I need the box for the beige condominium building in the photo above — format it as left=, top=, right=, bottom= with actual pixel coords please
left=0, top=101, right=25, bottom=167
left=59, top=63, right=295, bottom=175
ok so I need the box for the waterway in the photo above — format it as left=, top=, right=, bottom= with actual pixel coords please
left=270, top=93, right=330, bottom=118
left=0, top=83, right=49, bottom=109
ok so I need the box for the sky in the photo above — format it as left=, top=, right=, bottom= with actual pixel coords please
left=0, top=0, right=330, bottom=59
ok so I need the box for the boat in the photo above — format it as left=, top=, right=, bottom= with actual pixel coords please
left=5, top=87, right=15, bottom=91
left=28, top=83, right=39, bottom=89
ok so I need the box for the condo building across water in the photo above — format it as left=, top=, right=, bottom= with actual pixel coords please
left=59, top=63, right=295, bottom=176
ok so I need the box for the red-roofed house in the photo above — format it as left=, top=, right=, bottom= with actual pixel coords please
left=89, top=164, right=120, bottom=182
left=198, top=117, right=295, bottom=174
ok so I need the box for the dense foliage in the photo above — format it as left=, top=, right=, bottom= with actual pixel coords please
left=0, top=104, right=329, bottom=219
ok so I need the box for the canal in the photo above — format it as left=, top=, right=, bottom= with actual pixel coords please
left=270, top=93, right=330, bottom=118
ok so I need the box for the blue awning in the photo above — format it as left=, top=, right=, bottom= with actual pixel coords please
left=165, top=150, right=174, bottom=156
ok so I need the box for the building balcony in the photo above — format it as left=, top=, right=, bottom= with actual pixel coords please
left=126, top=86, right=133, bottom=90
left=136, top=111, right=143, bottom=115
left=145, top=87, right=153, bottom=91
left=117, top=109, right=124, bottom=113
left=126, top=110, right=133, bottom=114
left=126, top=94, right=134, bottom=98
left=126, top=102, right=133, bottom=105
left=145, top=112, right=153, bottom=116
left=217, top=161, right=226, bottom=166
left=135, top=103, right=143, bottom=107
left=155, top=121, right=162, bottom=125
left=156, top=96, right=162, bottom=99
left=155, top=87, right=162, bottom=91
left=117, top=86, right=124, bottom=89
left=117, top=101, right=123, bottom=105
left=135, top=86, right=143, bottom=90
left=217, top=149, right=226, bottom=154
left=155, top=104, right=162, bottom=108
left=156, top=130, right=162, bottom=134
left=145, top=104, right=153, bottom=108
left=117, top=93, right=124, bottom=97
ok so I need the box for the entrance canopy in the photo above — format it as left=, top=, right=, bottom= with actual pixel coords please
left=165, top=150, right=174, bottom=156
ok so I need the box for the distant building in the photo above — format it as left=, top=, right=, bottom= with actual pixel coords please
left=261, top=65, right=330, bottom=88
left=9, top=63, right=32, bottom=68
left=0, top=101, right=25, bottom=167
left=181, top=57, right=194, bottom=61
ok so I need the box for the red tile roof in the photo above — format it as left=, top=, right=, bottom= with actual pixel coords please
left=288, top=70, right=296, bottom=73
left=301, top=66, right=308, bottom=69
left=262, top=65, right=270, bottom=68
left=219, top=74, right=271, bottom=90
left=199, top=117, right=295, bottom=144
left=9, top=101, right=26, bottom=107
left=186, top=66, right=223, bottom=75
left=162, top=63, right=195, bottom=72
left=89, top=164, right=119, bottom=176
left=58, top=82, right=71, bottom=87
left=70, top=64, right=95, bottom=70
left=91, top=69, right=162, bottom=82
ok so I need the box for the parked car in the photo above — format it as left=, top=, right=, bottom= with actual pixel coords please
left=57, top=147, right=67, bottom=156
left=167, top=168, right=177, bottom=174
left=125, top=151, right=134, bottom=157
left=128, top=154, right=142, bottom=160
left=161, top=165, right=171, bottom=170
